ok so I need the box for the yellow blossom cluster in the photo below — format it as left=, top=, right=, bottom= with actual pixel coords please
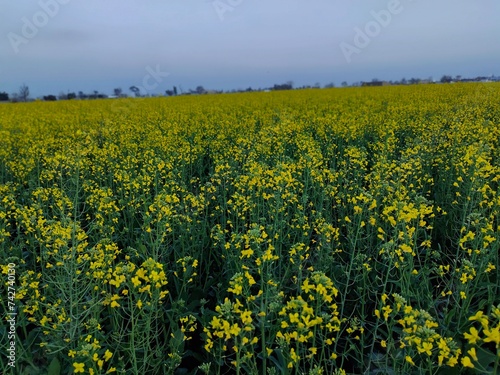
left=1, top=83, right=499, bottom=374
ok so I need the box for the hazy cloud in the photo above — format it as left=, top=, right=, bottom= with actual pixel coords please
left=1, top=0, right=499, bottom=96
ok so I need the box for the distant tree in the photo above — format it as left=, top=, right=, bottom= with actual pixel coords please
left=455, top=75, right=462, bottom=82
left=67, top=92, right=76, bottom=100
left=440, top=75, right=452, bottom=83
left=196, top=85, right=206, bottom=95
left=129, top=86, right=140, bottom=97
left=401, top=78, right=407, bottom=85
left=58, top=92, right=68, bottom=100
left=372, top=78, right=379, bottom=82
left=165, top=89, right=174, bottom=96
left=0, top=92, right=9, bottom=101
left=114, top=88, right=123, bottom=97
left=324, top=82, right=335, bottom=88
left=173, top=86, right=178, bottom=96
left=78, top=91, right=86, bottom=99
left=43, top=95, right=57, bottom=101
left=10, top=93, right=19, bottom=103
left=272, top=82, right=293, bottom=91
left=19, top=84, right=29, bottom=102
left=341, top=81, right=348, bottom=87
left=409, top=77, right=421, bottom=85
left=313, top=82, right=321, bottom=89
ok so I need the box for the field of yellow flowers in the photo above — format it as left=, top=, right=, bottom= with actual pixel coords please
left=1, top=83, right=500, bottom=374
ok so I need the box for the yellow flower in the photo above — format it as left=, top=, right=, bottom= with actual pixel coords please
left=381, top=293, right=388, bottom=304
left=405, top=355, right=415, bottom=366
left=400, top=244, right=412, bottom=254
left=302, top=278, right=314, bottom=293
left=469, top=310, right=489, bottom=329
left=131, top=276, right=141, bottom=287
left=40, top=316, right=48, bottom=326
left=483, top=326, right=500, bottom=345
left=139, top=284, right=151, bottom=293
left=419, top=342, right=432, bottom=356
left=492, top=307, right=500, bottom=320
left=467, top=347, right=478, bottom=361
left=382, top=305, right=392, bottom=320
left=461, top=356, right=474, bottom=368
left=447, top=355, right=458, bottom=367
left=136, top=268, right=147, bottom=280
left=290, top=348, right=300, bottom=363
left=464, top=327, right=481, bottom=345
left=485, top=263, right=496, bottom=273
left=240, top=248, right=254, bottom=258
left=104, top=349, right=113, bottom=361
left=204, top=338, right=213, bottom=352
left=469, top=310, right=485, bottom=322
left=73, top=363, right=85, bottom=373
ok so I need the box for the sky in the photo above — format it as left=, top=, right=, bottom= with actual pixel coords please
left=1, top=0, right=499, bottom=97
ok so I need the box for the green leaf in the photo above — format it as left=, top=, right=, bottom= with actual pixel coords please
left=47, top=357, right=61, bottom=375
left=268, top=349, right=287, bottom=374
left=169, top=329, right=185, bottom=351
left=476, top=346, right=498, bottom=369
left=435, top=365, right=460, bottom=375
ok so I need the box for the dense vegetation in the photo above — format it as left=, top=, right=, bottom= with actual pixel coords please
left=1, top=83, right=499, bottom=374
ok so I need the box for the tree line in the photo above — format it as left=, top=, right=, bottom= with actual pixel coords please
left=2, top=75, right=498, bottom=103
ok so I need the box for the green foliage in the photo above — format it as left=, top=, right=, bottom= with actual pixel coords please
left=0, top=83, right=499, bottom=374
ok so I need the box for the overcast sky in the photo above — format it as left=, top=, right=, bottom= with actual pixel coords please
left=1, top=0, right=499, bottom=97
